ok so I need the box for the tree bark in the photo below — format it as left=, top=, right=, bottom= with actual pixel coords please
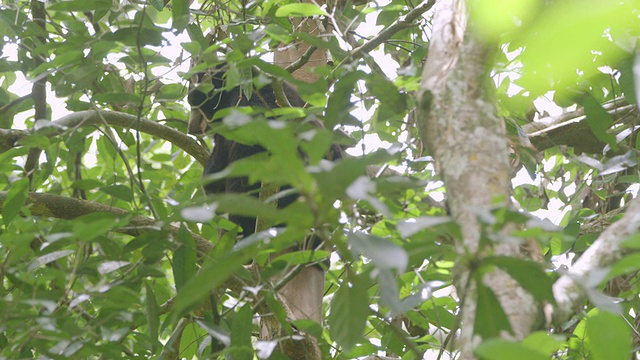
left=416, top=0, right=539, bottom=357
left=553, top=196, right=640, bottom=323
left=0, top=110, right=210, bottom=166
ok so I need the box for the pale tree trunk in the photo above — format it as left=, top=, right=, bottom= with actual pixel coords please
left=416, top=0, right=539, bottom=357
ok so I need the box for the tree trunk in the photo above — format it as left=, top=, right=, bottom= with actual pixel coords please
left=416, top=0, right=539, bottom=357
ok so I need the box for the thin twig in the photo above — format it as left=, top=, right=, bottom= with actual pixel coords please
left=336, top=0, right=435, bottom=69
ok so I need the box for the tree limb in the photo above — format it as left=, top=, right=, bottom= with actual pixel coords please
left=522, top=97, right=637, bottom=153
left=552, top=196, right=640, bottom=323
left=0, top=110, right=210, bottom=166
left=0, top=191, right=214, bottom=255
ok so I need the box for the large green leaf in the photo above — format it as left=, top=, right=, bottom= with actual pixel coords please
left=168, top=245, right=255, bottom=325
left=586, top=310, right=631, bottom=360
left=275, top=4, right=327, bottom=17
left=475, top=339, right=550, bottom=360
left=329, top=274, right=370, bottom=352
left=3, top=177, right=28, bottom=226
left=474, top=280, right=512, bottom=339
left=172, top=224, right=198, bottom=292
left=579, top=94, right=616, bottom=150
left=483, top=256, right=555, bottom=303
left=230, top=304, right=254, bottom=360
left=348, top=232, right=408, bottom=273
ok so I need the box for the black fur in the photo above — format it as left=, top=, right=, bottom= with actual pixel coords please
left=189, top=63, right=336, bottom=238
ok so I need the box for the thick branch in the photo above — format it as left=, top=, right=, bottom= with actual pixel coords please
left=0, top=110, right=210, bottom=166
left=522, top=98, right=637, bottom=153
left=552, top=196, right=640, bottom=323
left=0, top=191, right=213, bottom=255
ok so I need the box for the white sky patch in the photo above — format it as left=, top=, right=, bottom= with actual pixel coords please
left=531, top=199, right=571, bottom=226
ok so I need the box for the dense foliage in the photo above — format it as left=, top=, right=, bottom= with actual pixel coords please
left=0, top=0, right=639, bottom=359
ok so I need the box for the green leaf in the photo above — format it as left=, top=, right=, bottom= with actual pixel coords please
left=366, top=76, right=408, bottom=123
left=348, top=232, right=408, bottom=273
left=168, top=247, right=254, bottom=325
left=92, top=92, right=141, bottom=104
left=474, top=281, right=512, bottom=338
left=195, top=320, right=231, bottom=347
left=475, top=339, right=550, bottom=360
left=580, top=94, right=616, bottom=150
left=48, top=0, right=112, bottom=11
left=149, top=0, right=164, bottom=11
left=518, top=1, right=635, bottom=95
left=484, top=256, right=555, bottom=303
left=329, top=274, right=370, bottom=352
left=230, top=304, right=254, bottom=359
left=377, top=268, right=404, bottom=316
left=326, top=71, right=366, bottom=128
left=291, top=319, right=323, bottom=339
left=97, top=261, right=130, bottom=275
left=100, top=184, right=134, bottom=202
left=3, top=178, right=29, bottom=226
left=145, top=282, right=160, bottom=352
left=72, top=212, right=129, bottom=242
left=617, top=56, right=637, bottom=105
left=269, top=249, right=331, bottom=267
left=70, top=179, right=103, bottom=191
left=208, top=193, right=283, bottom=225
left=171, top=0, right=190, bottom=31
left=521, top=331, right=566, bottom=355
left=397, top=216, right=453, bottom=238
left=28, top=250, right=74, bottom=271
left=172, top=224, right=198, bottom=292
left=275, top=4, right=327, bottom=17
left=586, top=311, right=631, bottom=360
left=265, top=293, right=293, bottom=335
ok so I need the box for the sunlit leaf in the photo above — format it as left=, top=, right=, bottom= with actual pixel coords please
left=521, top=331, right=565, bottom=355
left=48, top=0, right=112, bottom=11
left=195, top=320, right=231, bottom=347
left=470, top=0, right=539, bottom=39
left=349, top=232, right=408, bottom=273
left=275, top=4, right=327, bottom=17
left=518, top=0, right=635, bottom=94
left=97, top=261, right=130, bottom=275
left=181, top=204, right=216, bottom=222
left=28, top=250, right=74, bottom=271
left=475, top=339, right=549, bottom=360
left=397, top=216, right=452, bottom=238
left=586, top=310, right=631, bottom=360
left=255, top=341, right=277, bottom=359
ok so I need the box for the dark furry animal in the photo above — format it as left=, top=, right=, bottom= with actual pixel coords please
left=188, top=63, right=339, bottom=238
